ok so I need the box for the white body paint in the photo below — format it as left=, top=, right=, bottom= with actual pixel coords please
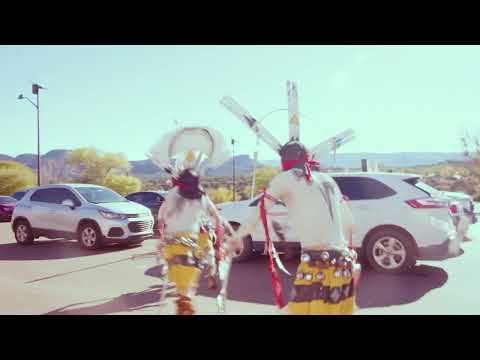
left=158, top=188, right=216, bottom=235
left=234, top=169, right=351, bottom=251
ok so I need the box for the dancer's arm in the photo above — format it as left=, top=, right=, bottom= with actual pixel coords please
left=157, top=198, right=168, bottom=231
left=230, top=173, right=287, bottom=242
left=205, top=196, right=234, bottom=236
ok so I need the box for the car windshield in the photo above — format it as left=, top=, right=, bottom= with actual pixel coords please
left=75, top=187, right=127, bottom=204
left=0, top=196, right=16, bottom=204
left=12, top=192, right=25, bottom=200
left=249, top=195, right=285, bottom=207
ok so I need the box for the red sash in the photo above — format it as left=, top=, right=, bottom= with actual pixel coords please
left=259, top=190, right=284, bottom=309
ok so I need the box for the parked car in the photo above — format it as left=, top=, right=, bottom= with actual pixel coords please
left=217, top=172, right=460, bottom=274
left=11, top=184, right=154, bottom=250
left=125, top=191, right=167, bottom=232
left=405, top=183, right=477, bottom=240
left=440, top=191, right=476, bottom=240
left=0, top=196, right=17, bottom=222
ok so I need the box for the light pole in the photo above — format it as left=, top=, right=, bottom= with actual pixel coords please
left=18, top=83, right=45, bottom=186
left=231, top=138, right=236, bottom=201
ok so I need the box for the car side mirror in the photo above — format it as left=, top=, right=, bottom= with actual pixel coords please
left=61, top=199, right=75, bottom=209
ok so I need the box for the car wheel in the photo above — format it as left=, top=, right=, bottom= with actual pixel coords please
left=14, top=220, right=34, bottom=245
left=365, top=228, right=416, bottom=274
left=230, top=223, right=254, bottom=263
left=78, top=222, right=103, bottom=250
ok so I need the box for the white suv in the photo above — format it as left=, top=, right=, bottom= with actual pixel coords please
left=11, top=184, right=154, bottom=250
left=218, top=172, right=460, bottom=274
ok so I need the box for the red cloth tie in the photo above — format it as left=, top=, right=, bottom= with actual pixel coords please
left=281, top=154, right=320, bottom=183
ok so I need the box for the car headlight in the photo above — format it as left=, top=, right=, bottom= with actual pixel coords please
left=99, top=210, right=127, bottom=220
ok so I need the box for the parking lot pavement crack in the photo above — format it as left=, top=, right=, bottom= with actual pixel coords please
left=25, top=255, right=145, bottom=284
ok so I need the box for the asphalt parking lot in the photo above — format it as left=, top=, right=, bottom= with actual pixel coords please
left=1, top=221, right=479, bottom=315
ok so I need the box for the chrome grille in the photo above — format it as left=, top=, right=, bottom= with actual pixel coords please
left=128, top=220, right=153, bottom=233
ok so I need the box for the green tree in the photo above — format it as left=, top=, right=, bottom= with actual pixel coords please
left=0, top=161, right=36, bottom=195
left=244, top=166, right=280, bottom=198
left=104, top=175, right=142, bottom=196
left=68, top=147, right=130, bottom=184
left=207, top=187, right=241, bottom=204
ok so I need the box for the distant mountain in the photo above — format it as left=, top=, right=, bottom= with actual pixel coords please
left=129, top=154, right=257, bottom=178
left=13, top=153, right=38, bottom=169
left=206, top=154, right=255, bottom=177
left=0, top=149, right=468, bottom=180
left=43, top=149, right=70, bottom=160
left=0, top=154, right=13, bottom=161
left=261, top=152, right=466, bottom=169
left=129, top=159, right=165, bottom=179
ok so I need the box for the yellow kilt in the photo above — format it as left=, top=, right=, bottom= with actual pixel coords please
left=163, top=232, right=212, bottom=297
left=288, top=255, right=355, bottom=315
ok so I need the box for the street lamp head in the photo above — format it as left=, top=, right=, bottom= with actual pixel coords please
left=17, top=94, right=24, bottom=100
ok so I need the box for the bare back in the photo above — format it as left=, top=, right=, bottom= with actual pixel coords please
left=272, top=170, right=347, bottom=250
left=158, top=188, right=216, bottom=235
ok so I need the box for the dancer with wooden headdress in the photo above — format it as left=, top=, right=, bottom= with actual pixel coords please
left=221, top=81, right=359, bottom=315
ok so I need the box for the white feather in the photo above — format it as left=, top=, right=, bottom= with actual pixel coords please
left=148, top=126, right=229, bottom=175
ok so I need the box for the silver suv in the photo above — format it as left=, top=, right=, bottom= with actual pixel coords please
left=11, top=184, right=154, bottom=249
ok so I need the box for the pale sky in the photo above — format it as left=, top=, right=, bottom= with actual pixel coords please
left=1, top=45, right=479, bottom=162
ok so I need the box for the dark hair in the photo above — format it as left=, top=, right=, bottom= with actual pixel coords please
left=176, top=169, right=205, bottom=200
left=280, top=141, right=309, bottom=170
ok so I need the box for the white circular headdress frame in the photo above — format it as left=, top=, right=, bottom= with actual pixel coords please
left=147, top=126, right=230, bottom=177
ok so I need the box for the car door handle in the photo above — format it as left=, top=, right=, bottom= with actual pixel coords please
left=356, top=205, right=369, bottom=210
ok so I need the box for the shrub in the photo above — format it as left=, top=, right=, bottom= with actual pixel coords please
left=68, top=147, right=130, bottom=184
left=207, top=187, right=241, bottom=204
left=104, top=175, right=142, bottom=196
left=0, top=161, right=36, bottom=195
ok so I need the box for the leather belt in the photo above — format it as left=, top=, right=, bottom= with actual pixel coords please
left=300, top=249, right=356, bottom=269
left=168, top=255, right=203, bottom=268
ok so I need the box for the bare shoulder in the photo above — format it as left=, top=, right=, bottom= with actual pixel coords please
left=313, top=173, right=341, bottom=194
left=270, top=170, right=294, bottom=186
left=314, top=172, right=336, bottom=183
left=164, top=188, right=179, bottom=202
left=313, top=171, right=334, bottom=181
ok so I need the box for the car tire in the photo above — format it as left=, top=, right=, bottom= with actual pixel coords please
left=230, top=223, right=254, bottom=263
left=78, top=222, right=103, bottom=250
left=365, top=228, right=416, bottom=274
left=14, top=220, right=35, bottom=245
